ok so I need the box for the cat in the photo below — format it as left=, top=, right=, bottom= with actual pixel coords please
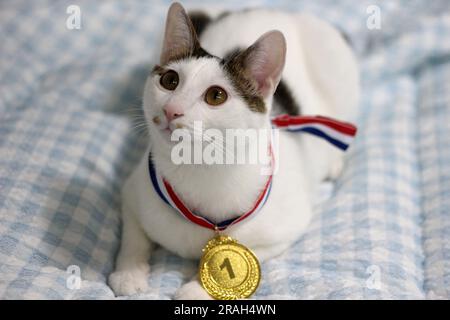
left=108, top=2, right=359, bottom=299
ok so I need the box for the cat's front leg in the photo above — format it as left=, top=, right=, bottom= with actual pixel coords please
left=174, top=277, right=213, bottom=300
left=109, top=204, right=152, bottom=296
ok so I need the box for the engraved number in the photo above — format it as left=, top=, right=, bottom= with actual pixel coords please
left=220, top=258, right=235, bottom=279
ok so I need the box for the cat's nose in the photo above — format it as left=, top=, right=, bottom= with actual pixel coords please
left=163, top=105, right=184, bottom=122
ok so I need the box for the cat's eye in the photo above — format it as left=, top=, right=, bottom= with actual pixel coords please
left=205, top=86, right=228, bottom=106
left=160, top=70, right=179, bottom=91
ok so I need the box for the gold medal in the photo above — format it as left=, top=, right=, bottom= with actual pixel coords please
left=199, top=235, right=261, bottom=300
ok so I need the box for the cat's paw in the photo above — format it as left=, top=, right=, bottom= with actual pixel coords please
left=109, top=266, right=149, bottom=296
left=174, top=280, right=213, bottom=300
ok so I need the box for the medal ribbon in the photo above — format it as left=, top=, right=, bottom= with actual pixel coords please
left=148, top=149, right=273, bottom=232
left=271, top=114, right=357, bottom=151
left=148, top=114, right=357, bottom=231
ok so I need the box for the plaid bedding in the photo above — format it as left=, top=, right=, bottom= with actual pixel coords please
left=1, top=0, right=450, bottom=299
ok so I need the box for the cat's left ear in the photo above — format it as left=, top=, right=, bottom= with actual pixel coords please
left=229, top=31, right=286, bottom=98
left=160, top=2, right=200, bottom=65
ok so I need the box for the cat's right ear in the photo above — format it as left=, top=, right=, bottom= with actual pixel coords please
left=160, top=2, right=200, bottom=65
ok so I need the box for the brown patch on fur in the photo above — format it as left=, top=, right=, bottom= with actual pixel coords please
left=222, top=47, right=266, bottom=113
left=163, top=45, right=215, bottom=64
left=151, top=65, right=166, bottom=75
left=223, top=48, right=241, bottom=62
left=152, top=116, right=161, bottom=124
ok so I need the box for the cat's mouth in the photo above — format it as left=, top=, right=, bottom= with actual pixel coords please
left=160, top=122, right=186, bottom=136
left=159, top=126, right=173, bottom=140
left=159, top=124, right=182, bottom=142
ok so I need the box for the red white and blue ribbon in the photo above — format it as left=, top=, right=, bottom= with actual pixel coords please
left=271, top=114, right=357, bottom=151
left=148, top=153, right=273, bottom=231
left=148, top=114, right=357, bottom=231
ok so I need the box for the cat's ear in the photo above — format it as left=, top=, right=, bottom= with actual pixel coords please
left=231, top=31, right=286, bottom=98
left=160, top=2, right=200, bottom=65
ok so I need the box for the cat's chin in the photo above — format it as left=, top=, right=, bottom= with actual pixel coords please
left=157, top=128, right=175, bottom=143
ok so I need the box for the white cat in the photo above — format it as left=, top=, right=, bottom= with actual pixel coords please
left=109, top=2, right=359, bottom=299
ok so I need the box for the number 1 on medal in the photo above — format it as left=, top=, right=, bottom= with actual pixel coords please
left=220, top=258, right=235, bottom=279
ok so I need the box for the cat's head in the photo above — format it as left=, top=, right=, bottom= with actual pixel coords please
left=143, top=3, right=286, bottom=147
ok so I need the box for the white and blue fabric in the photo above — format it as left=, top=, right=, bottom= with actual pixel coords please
left=1, top=0, right=450, bottom=299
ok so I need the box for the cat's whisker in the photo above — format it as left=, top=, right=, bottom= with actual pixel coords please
left=132, top=126, right=150, bottom=139
left=118, top=104, right=144, bottom=116
left=131, top=123, right=149, bottom=131
left=130, top=120, right=150, bottom=136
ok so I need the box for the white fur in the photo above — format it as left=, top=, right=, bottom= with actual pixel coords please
left=109, top=4, right=359, bottom=299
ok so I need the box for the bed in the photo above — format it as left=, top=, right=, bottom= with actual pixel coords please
left=1, top=0, right=449, bottom=299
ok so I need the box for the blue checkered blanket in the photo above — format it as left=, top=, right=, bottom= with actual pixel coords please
left=1, top=0, right=450, bottom=299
